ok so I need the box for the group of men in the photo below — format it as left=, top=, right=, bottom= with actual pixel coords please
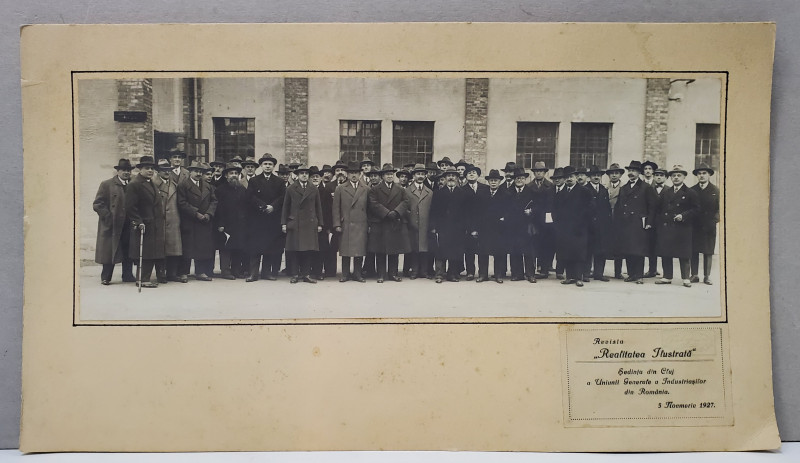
left=93, top=151, right=719, bottom=288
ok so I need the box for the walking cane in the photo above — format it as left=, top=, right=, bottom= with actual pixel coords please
left=137, top=223, right=145, bottom=293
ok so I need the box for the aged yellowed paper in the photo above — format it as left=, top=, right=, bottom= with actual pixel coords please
left=21, top=23, right=778, bottom=451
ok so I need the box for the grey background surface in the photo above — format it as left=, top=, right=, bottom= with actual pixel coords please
left=1, top=0, right=797, bottom=449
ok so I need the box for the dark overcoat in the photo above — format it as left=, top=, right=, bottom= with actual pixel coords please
left=126, top=174, right=166, bottom=260
left=93, top=176, right=128, bottom=264
left=461, top=182, right=491, bottom=255
left=527, top=179, right=554, bottom=252
left=153, top=174, right=182, bottom=257
left=332, top=181, right=369, bottom=257
left=553, top=184, right=593, bottom=262
left=613, top=179, right=658, bottom=257
left=406, top=183, right=433, bottom=252
left=177, top=177, right=218, bottom=260
left=654, top=184, right=699, bottom=259
left=319, top=181, right=338, bottom=233
left=505, top=185, right=537, bottom=255
left=170, top=167, right=190, bottom=186
left=245, top=173, right=286, bottom=255
left=691, top=182, right=720, bottom=254
left=367, top=182, right=411, bottom=254
left=586, top=182, right=614, bottom=256
left=282, top=182, right=323, bottom=252
left=477, top=188, right=510, bottom=256
left=214, top=181, right=249, bottom=252
left=429, top=186, right=468, bottom=260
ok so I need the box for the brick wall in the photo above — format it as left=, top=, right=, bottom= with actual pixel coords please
left=181, top=78, right=196, bottom=141
left=116, top=79, right=153, bottom=163
left=463, top=78, right=489, bottom=170
left=284, top=77, right=309, bottom=165
left=643, top=78, right=670, bottom=167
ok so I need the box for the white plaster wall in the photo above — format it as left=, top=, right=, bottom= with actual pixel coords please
left=152, top=78, right=183, bottom=134
left=308, top=77, right=466, bottom=167
left=487, top=78, right=648, bottom=171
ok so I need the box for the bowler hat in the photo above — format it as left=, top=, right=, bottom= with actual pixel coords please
left=562, top=166, right=577, bottom=177
left=502, top=161, right=517, bottom=173
left=320, top=164, right=333, bottom=174
left=360, top=157, right=375, bottom=167
left=440, top=166, right=459, bottom=177
left=308, top=166, right=320, bottom=176
left=258, top=153, right=278, bottom=165
left=532, top=161, right=549, bottom=172
left=426, top=162, right=440, bottom=172
left=692, top=163, right=715, bottom=176
left=396, top=168, right=411, bottom=178
left=114, top=159, right=133, bottom=171
left=437, top=157, right=454, bottom=167
left=167, top=149, right=186, bottom=159
left=511, top=167, right=529, bottom=178
left=625, top=160, right=644, bottom=171
left=642, top=160, right=659, bottom=171
left=575, top=166, right=591, bottom=175
left=551, top=167, right=565, bottom=179
left=605, top=163, right=625, bottom=174
left=136, top=156, right=157, bottom=169
left=668, top=165, right=689, bottom=176
left=346, top=161, right=362, bottom=173
left=454, top=159, right=469, bottom=168
left=276, top=164, right=291, bottom=175
left=485, top=169, right=504, bottom=180
left=333, top=160, right=349, bottom=170
left=464, top=164, right=482, bottom=176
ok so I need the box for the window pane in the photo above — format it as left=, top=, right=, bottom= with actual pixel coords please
left=392, top=121, right=435, bottom=167
left=339, top=120, right=382, bottom=165
left=695, top=123, right=721, bottom=171
left=569, top=122, right=611, bottom=169
left=213, top=117, right=255, bottom=163
left=516, top=122, right=559, bottom=169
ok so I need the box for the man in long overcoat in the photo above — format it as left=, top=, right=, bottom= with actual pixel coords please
left=367, top=164, right=411, bottom=282
left=214, top=164, right=249, bottom=279
left=429, top=167, right=468, bottom=283
left=167, top=149, right=190, bottom=186
left=477, top=169, right=510, bottom=283
left=506, top=168, right=538, bottom=282
left=605, top=163, right=626, bottom=279
left=553, top=167, right=593, bottom=287
left=528, top=161, right=555, bottom=278
left=462, top=164, right=490, bottom=281
left=177, top=162, right=218, bottom=281
left=690, top=163, right=720, bottom=285
left=654, top=165, right=700, bottom=287
left=405, top=164, right=433, bottom=279
left=613, top=160, right=658, bottom=284
left=586, top=165, right=613, bottom=281
left=93, top=158, right=136, bottom=285
left=333, top=162, right=369, bottom=282
left=126, top=156, right=166, bottom=288
left=282, top=165, right=323, bottom=283
left=153, top=159, right=183, bottom=283
left=245, top=154, right=286, bottom=281
left=317, top=161, right=347, bottom=279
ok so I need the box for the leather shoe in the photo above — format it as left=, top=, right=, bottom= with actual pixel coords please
left=245, top=276, right=259, bottom=282
left=643, top=271, right=658, bottom=278
left=594, top=276, right=610, bottom=282
left=389, top=276, right=402, bottom=282
left=582, top=277, right=591, bottom=283
left=465, top=274, right=474, bottom=281
left=376, top=278, right=384, bottom=283
left=556, top=274, right=565, bottom=280
left=576, top=280, right=584, bottom=287
left=690, top=275, right=700, bottom=283
left=614, top=274, right=624, bottom=279
left=435, top=277, right=443, bottom=284
left=704, top=277, right=712, bottom=285
left=290, top=277, right=299, bottom=284
left=494, top=278, right=503, bottom=284
left=476, top=276, right=485, bottom=283
left=655, top=278, right=672, bottom=285
left=178, top=275, right=189, bottom=283
left=196, top=274, right=212, bottom=281
left=535, top=273, right=549, bottom=279
left=561, top=279, right=575, bottom=285
left=683, top=279, right=692, bottom=288
left=527, top=276, right=537, bottom=283
left=157, top=276, right=168, bottom=284
left=510, top=276, right=523, bottom=281
left=355, top=275, right=366, bottom=283
left=122, top=275, right=137, bottom=283
left=265, top=274, right=278, bottom=281
left=339, top=275, right=350, bottom=283
left=634, top=279, right=644, bottom=285
left=302, top=276, right=317, bottom=284
left=101, top=280, right=110, bottom=286
left=624, top=276, right=636, bottom=282
left=220, top=273, right=236, bottom=280
left=137, top=282, right=158, bottom=288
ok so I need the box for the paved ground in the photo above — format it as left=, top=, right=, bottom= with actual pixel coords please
left=77, top=258, right=722, bottom=323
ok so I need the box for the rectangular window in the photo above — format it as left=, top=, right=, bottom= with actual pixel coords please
left=340, top=120, right=382, bottom=165
left=695, top=123, right=720, bottom=171
left=392, top=121, right=435, bottom=167
left=213, top=117, right=255, bottom=163
left=516, top=122, right=559, bottom=169
left=570, top=122, right=612, bottom=168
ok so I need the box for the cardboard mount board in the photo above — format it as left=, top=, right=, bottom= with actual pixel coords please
left=20, top=22, right=778, bottom=451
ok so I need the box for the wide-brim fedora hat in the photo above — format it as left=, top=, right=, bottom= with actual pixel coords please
left=502, top=161, right=517, bottom=173
left=114, top=158, right=134, bottom=171
left=135, top=156, right=157, bottom=169
left=531, top=161, right=549, bottom=172
left=156, top=159, right=171, bottom=171
left=485, top=169, right=504, bottom=180
left=562, top=166, right=577, bottom=177
left=379, top=163, right=398, bottom=174
left=360, top=157, right=375, bottom=167
left=641, top=160, right=659, bottom=171
left=625, top=160, right=644, bottom=171
left=550, top=167, right=565, bottom=179
left=668, top=164, right=689, bottom=176
left=512, top=167, right=529, bottom=178
left=692, top=163, right=715, bottom=176
left=605, top=163, right=625, bottom=174
left=411, top=163, right=428, bottom=174
left=437, top=157, right=454, bottom=167
left=258, top=153, right=278, bottom=165
left=345, top=161, right=362, bottom=173
left=588, top=165, right=605, bottom=175
left=222, top=163, right=243, bottom=176
left=464, top=164, right=482, bottom=176
left=209, top=160, right=226, bottom=168
left=294, top=164, right=312, bottom=174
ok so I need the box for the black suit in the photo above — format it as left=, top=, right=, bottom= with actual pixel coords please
left=553, top=184, right=592, bottom=281
left=429, top=186, right=469, bottom=279
left=462, top=182, right=491, bottom=278
left=245, top=173, right=286, bottom=279
left=506, top=185, right=537, bottom=280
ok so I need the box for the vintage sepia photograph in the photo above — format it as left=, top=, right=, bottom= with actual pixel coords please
left=75, top=72, right=725, bottom=323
